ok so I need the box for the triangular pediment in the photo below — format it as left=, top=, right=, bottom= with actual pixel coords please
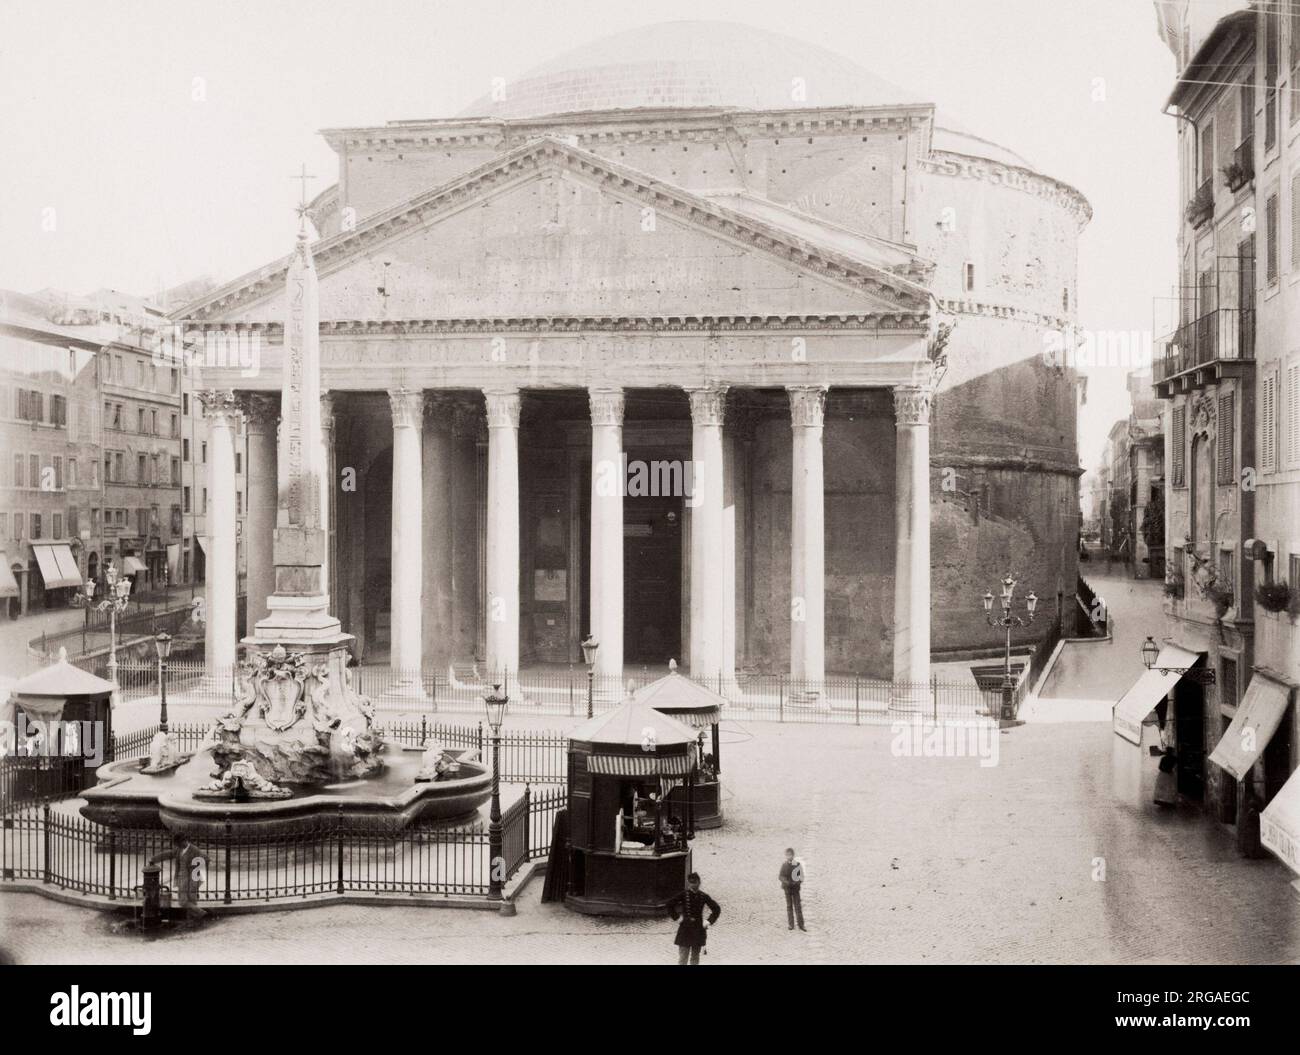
left=178, top=137, right=930, bottom=325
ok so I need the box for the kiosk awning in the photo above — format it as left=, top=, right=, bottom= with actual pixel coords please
left=1208, top=672, right=1292, bottom=781
left=1262, top=767, right=1300, bottom=875
left=1112, top=644, right=1202, bottom=745
left=32, top=544, right=82, bottom=589
left=121, top=556, right=147, bottom=575
left=588, top=752, right=695, bottom=777
left=0, top=553, right=18, bottom=598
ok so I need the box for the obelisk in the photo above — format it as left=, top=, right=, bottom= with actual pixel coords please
left=253, top=225, right=341, bottom=640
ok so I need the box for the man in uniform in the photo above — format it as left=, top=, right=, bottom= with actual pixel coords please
left=667, top=872, right=721, bottom=965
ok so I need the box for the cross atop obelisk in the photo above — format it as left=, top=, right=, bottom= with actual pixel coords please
left=291, top=163, right=316, bottom=232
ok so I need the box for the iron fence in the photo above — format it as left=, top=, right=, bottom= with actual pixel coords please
left=1, top=786, right=564, bottom=906
left=69, top=657, right=1017, bottom=726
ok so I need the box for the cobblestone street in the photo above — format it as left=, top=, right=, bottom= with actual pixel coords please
left=5, top=717, right=1299, bottom=965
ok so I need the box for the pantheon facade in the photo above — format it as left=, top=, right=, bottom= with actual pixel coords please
left=181, top=22, right=1089, bottom=688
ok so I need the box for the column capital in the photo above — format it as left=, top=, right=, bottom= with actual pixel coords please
left=241, top=392, right=280, bottom=432
left=588, top=387, right=625, bottom=428
left=388, top=387, right=426, bottom=429
left=319, top=390, right=336, bottom=433
left=787, top=385, right=828, bottom=428
left=197, top=389, right=240, bottom=428
left=686, top=385, right=729, bottom=427
left=893, top=385, right=934, bottom=427
left=484, top=388, right=522, bottom=429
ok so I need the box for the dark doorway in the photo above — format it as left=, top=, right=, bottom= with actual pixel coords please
left=623, top=466, right=683, bottom=665
left=1174, top=675, right=1206, bottom=802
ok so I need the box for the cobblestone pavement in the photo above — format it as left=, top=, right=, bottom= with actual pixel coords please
left=4, top=718, right=1299, bottom=965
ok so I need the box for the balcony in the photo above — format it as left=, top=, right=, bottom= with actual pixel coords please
left=1224, top=136, right=1254, bottom=192
left=1153, top=307, right=1255, bottom=397
left=1185, top=179, right=1214, bottom=228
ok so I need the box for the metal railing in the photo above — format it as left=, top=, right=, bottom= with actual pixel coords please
left=65, top=658, right=1022, bottom=727
left=1155, top=307, right=1255, bottom=383
left=0, top=783, right=566, bottom=906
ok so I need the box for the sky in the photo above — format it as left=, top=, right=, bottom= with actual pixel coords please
left=0, top=0, right=1180, bottom=470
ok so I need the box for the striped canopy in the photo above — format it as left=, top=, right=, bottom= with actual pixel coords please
left=587, top=750, right=696, bottom=777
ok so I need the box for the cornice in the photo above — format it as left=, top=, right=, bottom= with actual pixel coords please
left=921, top=151, right=1092, bottom=228
left=182, top=312, right=930, bottom=336
left=935, top=298, right=1072, bottom=332
left=321, top=104, right=936, bottom=153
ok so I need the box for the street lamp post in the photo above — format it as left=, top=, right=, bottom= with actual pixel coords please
left=155, top=632, right=173, bottom=733
left=1140, top=636, right=1216, bottom=683
left=483, top=682, right=509, bottom=903
left=581, top=634, right=599, bottom=719
left=982, top=574, right=1037, bottom=721
left=73, top=560, right=132, bottom=699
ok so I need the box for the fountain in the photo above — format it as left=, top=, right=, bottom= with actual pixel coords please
left=82, top=220, right=491, bottom=837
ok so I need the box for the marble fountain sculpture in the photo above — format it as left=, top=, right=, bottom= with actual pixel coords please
left=81, top=224, right=490, bottom=837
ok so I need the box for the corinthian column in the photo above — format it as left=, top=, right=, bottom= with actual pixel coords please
left=687, top=386, right=728, bottom=682
left=589, top=388, right=625, bottom=682
left=244, top=394, right=279, bottom=629
left=388, top=387, right=425, bottom=675
left=199, top=389, right=240, bottom=675
left=320, top=390, right=335, bottom=607
left=892, top=382, right=933, bottom=709
left=788, top=386, right=827, bottom=693
left=485, top=388, right=521, bottom=686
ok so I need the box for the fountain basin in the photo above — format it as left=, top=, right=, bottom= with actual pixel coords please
left=81, top=745, right=492, bottom=838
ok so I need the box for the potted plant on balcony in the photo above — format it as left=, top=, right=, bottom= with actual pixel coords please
left=1222, top=159, right=1251, bottom=193
left=1205, top=580, right=1234, bottom=619
left=1186, top=182, right=1214, bottom=227
left=1257, top=580, right=1293, bottom=614
left=1164, top=572, right=1185, bottom=600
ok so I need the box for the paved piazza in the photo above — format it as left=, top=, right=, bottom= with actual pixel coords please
left=4, top=716, right=1299, bottom=965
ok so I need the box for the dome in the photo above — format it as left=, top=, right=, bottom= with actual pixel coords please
left=457, top=21, right=922, bottom=119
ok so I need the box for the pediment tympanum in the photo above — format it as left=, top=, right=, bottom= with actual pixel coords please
left=180, top=138, right=927, bottom=326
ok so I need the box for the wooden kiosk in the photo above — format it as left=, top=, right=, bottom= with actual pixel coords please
left=3, top=647, right=114, bottom=800
left=565, top=696, right=697, bottom=917
left=631, top=661, right=725, bottom=829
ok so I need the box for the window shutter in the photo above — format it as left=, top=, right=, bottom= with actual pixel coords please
left=1262, top=371, right=1277, bottom=471
left=1268, top=193, right=1280, bottom=282
left=1287, top=361, right=1300, bottom=466
left=1173, top=405, right=1187, bottom=486
left=1290, top=174, right=1300, bottom=269
left=1218, top=391, right=1235, bottom=483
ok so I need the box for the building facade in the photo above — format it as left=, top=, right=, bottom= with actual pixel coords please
left=1155, top=3, right=1299, bottom=854
left=0, top=288, right=247, bottom=623
left=0, top=292, right=104, bottom=616
left=180, top=22, right=1088, bottom=688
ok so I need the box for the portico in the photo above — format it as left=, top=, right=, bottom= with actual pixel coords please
left=182, top=137, right=937, bottom=694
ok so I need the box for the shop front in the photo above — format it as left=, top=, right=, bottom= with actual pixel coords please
left=1111, top=643, right=1204, bottom=809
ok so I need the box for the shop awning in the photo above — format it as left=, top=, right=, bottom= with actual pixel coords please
left=1208, top=672, right=1293, bottom=781
left=0, top=553, right=18, bottom=598
left=121, top=556, right=147, bottom=575
left=1262, top=767, right=1300, bottom=876
left=32, top=544, right=82, bottom=589
left=1112, top=644, right=1203, bottom=745
left=588, top=751, right=696, bottom=777
left=193, top=536, right=205, bottom=555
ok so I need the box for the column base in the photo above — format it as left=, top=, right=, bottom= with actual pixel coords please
left=888, top=687, right=930, bottom=714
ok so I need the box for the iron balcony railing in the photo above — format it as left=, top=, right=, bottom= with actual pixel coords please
left=1154, top=307, right=1255, bottom=383
left=1227, top=135, right=1255, bottom=190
